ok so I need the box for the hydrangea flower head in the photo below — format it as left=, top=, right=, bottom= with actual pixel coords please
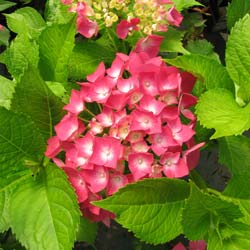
left=45, top=36, right=204, bottom=224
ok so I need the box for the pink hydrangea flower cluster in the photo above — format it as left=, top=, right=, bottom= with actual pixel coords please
left=61, top=0, right=183, bottom=39
left=45, top=35, right=204, bottom=225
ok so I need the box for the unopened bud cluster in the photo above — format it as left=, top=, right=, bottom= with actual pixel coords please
left=61, top=0, right=183, bottom=38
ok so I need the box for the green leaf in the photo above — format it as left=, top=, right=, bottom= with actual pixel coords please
left=68, top=40, right=116, bottom=81
left=94, top=178, right=190, bottom=244
left=171, top=0, right=202, bottom=11
left=223, top=234, right=250, bottom=250
left=207, top=230, right=223, bottom=250
left=166, top=54, right=234, bottom=92
left=45, top=0, right=74, bottom=24
left=0, top=108, right=44, bottom=190
left=0, top=190, right=11, bottom=232
left=186, top=39, right=219, bottom=61
left=160, top=27, right=188, bottom=54
left=0, top=27, right=10, bottom=46
left=195, top=89, right=250, bottom=139
left=219, top=136, right=250, bottom=198
left=76, top=217, right=97, bottom=245
left=0, top=1, right=16, bottom=11
left=11, top=65, right=65, bottom=139
left=227, top=0, right=250, bottom=30
left=182, top=182, right=243, bottom=240
left=5, top=7, right=46, bottom=39
left=46, top=81, right=69, bottom=104
left=226, top=14, right=250, bottom=102
left=38, top=19, right=76, bottom=83
left=0, top=76, right=15, bottom=109
left=0, top=34, right=39, bottom=82
left=9, top=164, right=80, bottom=250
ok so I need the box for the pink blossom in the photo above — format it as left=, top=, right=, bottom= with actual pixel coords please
left=166, top=7, right=183, bottom=27
left=82, top=165, right=109, bottom=193
left=90, top=136, right=122, bottom=169
left=116, top=18, right=140, bottom=39
left=134, top=35, right=164, bottom=57
left=45, top=38, right=204, bottom=224
left=160, top=152, right=189, bottom=178
left=61, top=0, right=72, bottom=5
left=64, top=90, right=84, bottom=114
left=63, top=167, right=89, bottom=202
left=55, top=114, right=80, bottom=141
left=172, top=242, right=186, bottom=250
left=45, top=136, right=61, bottom=158
left=128, top=152, right=154, bottom=180
left=77, top=16, right=98, bottom=38
left=189, top=240, right=207, bottom=250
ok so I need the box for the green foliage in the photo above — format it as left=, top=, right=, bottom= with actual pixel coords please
left=0, top=190, right=11, bottom=232
left=95, top=178, right=190, bottom=244
left=38, top=19, right=76, bottom=83
left=227, top=0, right=250, bottom=30
left=226, top=14, right=250, bottom=102
left=0, top=35, right=39, bottom=82
left=45, top=0, right=74, bottom=24
left=76, top=217, right=98, bottom=245
left=182, top=182, right=243, bottom=240
left=171, top=0, right=202, bottom=11
left=195, top=89, right=250, bottom=139
left=0, top=0, right=16, bottom=11
left=68, top=40, right=116, bottom=81
left=0, top=76, right=15, bottom=109
left=186, top=39, right=219, bottom=61
left=160, top=27, right=188, bottom=54
left=219, top=136, right=250, bottom=199
left=0, top=108, right=44, bottom=189
left=9, top=164, right=81, bottom=250
left=5, top=7, right=46, bottom=39
left=0, top=27, right=10, bottom=46
left=166, top=54, right=234, bottom=93
left=11, top=65, right=65, bottom=139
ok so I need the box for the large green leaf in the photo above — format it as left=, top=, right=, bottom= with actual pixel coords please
left=68, top=40, right=115, bottom=81
left=182, top=183, right=243, bottom=241
left=94, top=178, right=190, bottom=244
left=0, top=108, right=44, bottom=189
left=45, top=0, right=74, bottom=24
left=38, top=19, right=76, bottom=83
left=195, top=89, right=250, bottom=139
left=0, top=35, right=39, bottom=82
left=227, top=0, right=250, bottom=30
left=166, top=54, right=234, bottom=93
left=171, top=0, right=202, bottom=11
left=5, top=7, right=46, bottom=39
left=0, top=76, right=15, bottom=109
left=226, top=14, right=250, bottom=102
left=9, top=164, right=80, bottom=250
left=11, top=65, right=65, bottom=139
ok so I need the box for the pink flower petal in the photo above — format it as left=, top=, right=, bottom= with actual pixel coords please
left=128, top=152, right=154, bottom=180
left=63, top=167, right=89, bottom=202
left=55, top=114, right=79, bottom=141
left=90, top=136, right=122, bottom=169
left=77, top=16, right=98, bottom=38
left=82, top=165, right=109, bottom=193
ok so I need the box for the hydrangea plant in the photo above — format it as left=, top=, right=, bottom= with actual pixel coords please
left=0, top=0, right=250, bottom=250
